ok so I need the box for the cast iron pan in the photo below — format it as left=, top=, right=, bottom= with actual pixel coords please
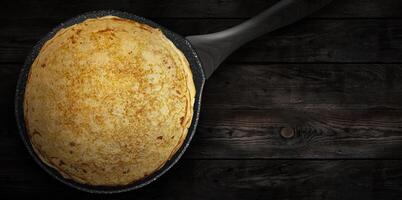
left=15, top=0, right=332, bottom=193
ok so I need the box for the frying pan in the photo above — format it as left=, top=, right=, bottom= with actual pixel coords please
left=15, top=0, right=332, bottom=193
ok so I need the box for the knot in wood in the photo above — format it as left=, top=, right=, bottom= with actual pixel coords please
left=280, top=127, right=295, bottom=138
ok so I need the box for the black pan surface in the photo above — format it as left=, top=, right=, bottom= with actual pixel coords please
left=15, top=10, right=206, bottom=193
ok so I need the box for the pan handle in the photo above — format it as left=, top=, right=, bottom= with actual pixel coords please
left=186, top=0, right=332, bottom=78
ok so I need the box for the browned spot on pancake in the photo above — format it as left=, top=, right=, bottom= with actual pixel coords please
left=69, top=142, right=76, bottom=147
left=32, top=129, right=41, bottom=136
left=76, top=29, right=82, bottom=35
left=180, top=116, right=185, bottom=124
left=41, top=64, right=46, bottom=68
left=69, top=35, right=76, bottom=44
left=95, top=115, right=102, bottom=123
left=110, top=18, right=128, bottom=22
left=69, top=151, right=73, bottom=154
left=137, top=23, right=154, bottom=33
left=59, top=160, right=66, bottom=166
left=157, top=136, right=163, bottom=140
left=96, top=28, right=114, bottom=34
left=153, top=49, right=162, bottom=55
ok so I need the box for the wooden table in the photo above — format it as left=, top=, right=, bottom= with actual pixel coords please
left=1, top=0, right=402, bottom=199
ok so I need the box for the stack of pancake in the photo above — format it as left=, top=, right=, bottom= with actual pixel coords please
left=23, top=16, right=195, bottom=186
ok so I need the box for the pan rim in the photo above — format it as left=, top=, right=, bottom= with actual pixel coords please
left=14, top=10, right=206, bottom=193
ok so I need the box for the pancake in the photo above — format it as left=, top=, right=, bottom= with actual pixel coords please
left=23, top=16, right=195, bottom=186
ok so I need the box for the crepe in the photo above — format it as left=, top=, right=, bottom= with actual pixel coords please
left=23, top=16, right=195, bottom=186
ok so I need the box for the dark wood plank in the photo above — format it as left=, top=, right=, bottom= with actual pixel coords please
left=191, top=108, right=402, bottom=159
left=2, top=0, right=402, bottom=19
left=3, top=63, right=402, bottom=159
left=2, top=19, right=402, bottom=63
left=315, top=0, right=402, bottom=18
left=204, top=64, right=402, bottom=109
left=190, top=63, right=402, bottom=158
left=1, top=157, right=402, bottom=200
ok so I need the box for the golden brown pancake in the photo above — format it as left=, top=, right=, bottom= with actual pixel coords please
left=24, top=16, right=195, bottom=186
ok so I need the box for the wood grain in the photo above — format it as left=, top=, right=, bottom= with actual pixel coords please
left=2, top=0, right=402, bottom=19
left=190, top=108, right=402, bottom=159
left=204, top=64, right=402, bottom=109
left=191, top=63, right=402, bottom=159
left=3, top=19, right=402, bottom=63
left=1, top=158, right=402, bottom=199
